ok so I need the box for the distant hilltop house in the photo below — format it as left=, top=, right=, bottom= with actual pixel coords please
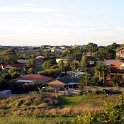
left=17, top=59, right=29, bottom=64
left=35, top=56, right=45, bottom=64
left=15, top=47, right=41, bottom=55
left=105, top=59, right=124, bottom=73
left=116, top=47, right=124, bottom=58
left=1, top=63, right=26, bottom=70
left=56, top=58, right=69, bottom=64
left=50, top=48, right=62, bottom=53
left=35, top=56, right=45, bottom=59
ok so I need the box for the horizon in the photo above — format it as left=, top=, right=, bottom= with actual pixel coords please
left=0, top=0, right=124, bottom=46
left=0, top=42, right=123, bottom=47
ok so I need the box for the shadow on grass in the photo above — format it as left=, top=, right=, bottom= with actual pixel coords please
left=58, top=95, right=84, bottom=107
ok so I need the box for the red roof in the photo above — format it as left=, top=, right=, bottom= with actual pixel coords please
left=16, top=74, right=54, bottom=82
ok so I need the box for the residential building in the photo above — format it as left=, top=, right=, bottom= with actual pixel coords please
left=56, top=57, right=69, bottom=64
left=116, top=47, right=124, bottom=58
left=16, top=74, right=54, bottom=83
left=105, top=59, right=124, bottom=73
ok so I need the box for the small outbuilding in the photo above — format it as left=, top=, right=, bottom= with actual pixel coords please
left=48, top=80, right=65, bottom=91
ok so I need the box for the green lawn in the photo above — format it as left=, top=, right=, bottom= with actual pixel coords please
left=59, top=94, right=120, bottom=107
left=59, top=95, right=87, bottom=107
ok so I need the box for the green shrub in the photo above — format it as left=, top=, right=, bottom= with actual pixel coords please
left=39, top=68, right=61, bottom=78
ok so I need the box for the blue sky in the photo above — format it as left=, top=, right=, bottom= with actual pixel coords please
left=0, top=0, right=124, bottom=46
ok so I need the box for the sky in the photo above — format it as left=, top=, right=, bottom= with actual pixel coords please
left=0, top=0, right=124, bottom=46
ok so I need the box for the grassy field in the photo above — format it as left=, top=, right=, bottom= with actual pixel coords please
left=59, top=95, right=86, bottom=107
left=0, top=93, right=121, bottom=123
left=0, top=116, right=71, bottom=124
left=59, top=94, right=120, bottom=108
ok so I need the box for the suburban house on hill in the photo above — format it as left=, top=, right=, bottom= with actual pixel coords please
left=17, top=59, right=28, bottom=64
left=56, top=57, right=69, bottom=64
left=116, top=47, right=124, bottom=58
left=1, top=63, right=26, bottom=70
left=16, top=74, right=65, bottom=91
left=16, top=74, right=54, bottom=83
left=35, top=56, right=45, bottom=64
left=105, top=60, right=124, bottom=74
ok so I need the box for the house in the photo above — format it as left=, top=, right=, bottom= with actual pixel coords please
left=35, top=56, right=45, bottom=64
left=65, top=82, right=79, bottom=90
left=56, top=57, right=69, bottom=64
left=36, top=56, right=45, bottom=59
left=15, top=74, right=65, bottom=94
left=17, top=59, right=28, bottom=64
left=48, top=80, right=65, bottom=91
left=67, top=71, right=84, bottom=77
left=116, top=47, right=124, bottom=58
left=1, top=64, right=26, bottom=70
left=50, top=48, right=62, bottom=53
left=1, top=64, right=12, bottom=69
left=15, top=47, right=41, bottom=55
left=105, top=59, right=124, bottom=73
left=16, top=74, right=54, bottom=83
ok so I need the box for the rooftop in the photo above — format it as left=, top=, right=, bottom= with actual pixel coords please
left=105, top=60, right=124, bottom=66
left=16, top=74, right=53, bottom=83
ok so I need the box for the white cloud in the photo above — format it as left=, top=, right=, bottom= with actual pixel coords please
left=0, top=6, right=57, bottom=13
left=23, top=3, right=36, bottom=7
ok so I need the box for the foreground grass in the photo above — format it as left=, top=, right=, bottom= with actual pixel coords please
left=0, top=93, right=121, bottom=118
left=0, top=116, right=71, bottom=124
left=0, top=94, right=122, bottom=124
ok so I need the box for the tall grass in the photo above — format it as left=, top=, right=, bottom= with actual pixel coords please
left=0, top=116, right=71, bottom=124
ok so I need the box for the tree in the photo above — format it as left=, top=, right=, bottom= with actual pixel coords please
left=112, top=74, right=123, bottom=87
left=8, top=67, right=20, bottom=78
left=58, top=60, right=64, bottom=71
left=70, top=61, right=78, bottom=71
left=80, top=55, right=88, bottom=72
left=79, top=73, right=90, bottom=92
left=0, top=48, right=17, bottom=64
left=25, top=60, right=35, bottom=74
left=26, top=60, right=35, bottom=68
left=106, top=42, right=119, bottom=59
left=27, top=68, right=34, bottom=74
left=86, top=43, right=98, bottom=53
left=2, top=73, right=12, bottom=81
left=95, top=62, right=109, bottom=84
left=42, top=50, right=50, bottom=58
left=39, top=68, right=61, bottom=78
left=42, top=60, right=52, bottom=70
left=93, top=47, right=108, bottom=60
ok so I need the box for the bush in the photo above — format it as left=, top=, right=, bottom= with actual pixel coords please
left=95, top=89, right=122, bottom=95
left=39, top=68, right=61, bottom=78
